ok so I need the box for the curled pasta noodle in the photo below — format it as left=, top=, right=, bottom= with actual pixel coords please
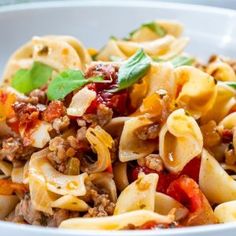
left=51, top=195, right=89, bottom=212
left=174, top=66, right=217, bottom=118
left=3, top=35, right=91, bottom=83
left=206, top=61, right=236, bottom=82
left=2, top=41, right=34, bottom=83
left=114, top=173, right=158, bottom=215
left=29, top=172, right=55, bottom=215
left=146, top=62, right=175, bottom=98
left=201, top=82, right=236, bottom=124
left=60, top=210, right=174, bottom=230
left=82, top=126, right=114, bottom=173
left=54, top=36, right=91, bottom=70
left=11, top=166, right=24, bottom=183
left=155, top=20, right=183, bottom=37
left=0, top=161, right=12, bottom=178
left=214, top=201, right=236, bottom=223
left=155, top=192, right=188, bottom=221
left=119, top=116, right=157, bottom=162
left=199, top=149, right=236, bottom=204
left=113, top=162, right=129, bottom=191
left=130, top=20, right=183, bottom=42
left=29, top=148, right=88, bottom=196
left=95, top=40, right=126, bottom=61
left=104, top=117, right=131, bottom=137
left=32, top=36, right=82, bottom=72
left=117, top=36, right=189, bottom=59
left=218, top=112, right=236, bottom=129
left=159, top=109, right=203, bottom=173
left=89, top=172, right=117, bottom=202
left=67, top=87, right=96, bottom=117
left=96, top=35, right=188, bottom=61
left=0, top=195, right=19, bottom=219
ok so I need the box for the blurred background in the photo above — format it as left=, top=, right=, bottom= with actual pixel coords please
left=0, top=0, right=236, bottom=9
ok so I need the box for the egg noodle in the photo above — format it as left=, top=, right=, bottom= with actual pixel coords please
left=0, top=20, right=236, bottom=230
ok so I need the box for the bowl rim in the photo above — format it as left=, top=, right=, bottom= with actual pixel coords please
left=0, top=0, right=236, bottom=234
left=0, top=0, right=236, bottom=15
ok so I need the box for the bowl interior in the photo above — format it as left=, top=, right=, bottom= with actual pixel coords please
left=0, top=1, right=236, bottom=236
left=0, top=0, right=236, bottom=76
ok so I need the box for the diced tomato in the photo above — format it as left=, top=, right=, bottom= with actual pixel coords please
left=85, top=64, right=130, bottom=116
left=106, top=164, right=113, bottom=174
left=166, top=176, right=217, bottom=226
left=130, top=157, right=201, bottom=194
left=0, top=179, right=28, bottom=196
left=139, top=221, right=178, bottom=230
left=7, top=118, right=20, bottom=133
left=167, top=176, right=202, bottom=212
left=139, top=221, right=158, bottom=230
left=221, top=128, right=233, bottom=143
left=42, top=100, right=65, bottom=122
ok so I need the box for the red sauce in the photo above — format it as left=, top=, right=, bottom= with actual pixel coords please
left=0, top=91, right=8, bottom=103
left=221, top=128, right=233, bottom=143
left=85, top=64, right=130, bottom=116
left=42, top=100, right=65, bottom=122
left=167, top=176, right=203, bottom=212
left=130, top=157, right=201, bottom=194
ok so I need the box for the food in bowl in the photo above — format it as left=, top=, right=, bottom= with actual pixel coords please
left=0, top=20, right=236, bottom=230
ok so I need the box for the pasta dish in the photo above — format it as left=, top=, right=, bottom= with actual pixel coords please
left=1, top=20, right=236, bottom=230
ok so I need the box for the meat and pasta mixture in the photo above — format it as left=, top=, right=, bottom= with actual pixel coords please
left=0, top=20, right=236, bottom=230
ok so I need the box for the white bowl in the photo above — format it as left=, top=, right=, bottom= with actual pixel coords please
left=0, top=1, right=236, bottom=235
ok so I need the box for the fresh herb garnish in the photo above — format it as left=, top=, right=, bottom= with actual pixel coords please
left=11, top=62, right=52, bottom=94
left=220, top=81, right=236, bottom=90
left=129, top=21, right=166, bottom=38
left=110, top=49, right=151, bottom=92
left=142, top=22, right=166, bottom=37
left=47, top=70, right=104, bottom=100
left=153, top=55, right=194, bottom=68
left=171, top=56, right=195, bottom=68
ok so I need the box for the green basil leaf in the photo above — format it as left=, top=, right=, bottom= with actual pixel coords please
left=47, top=70, right=87, bottom=100
left=47, top=70, right=105, bottom=100
left=110, top=49, right=151, bottom=92
left=221, top=81, right=236, bottom=89
left=129, top=21, right=166, bottom=38
left=11, top=62, right=52, bottom=94
left=171, top=56, right=195, bottom=68
left=142, top=22, right=166, bottom=37
left=30, top=61, right=53, bottom=88
left=12, top=69, right=33, bottom=94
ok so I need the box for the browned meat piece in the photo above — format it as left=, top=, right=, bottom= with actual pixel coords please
left=85, top=63, right=118, bottom=81
left=67, top=127, right=90, bottom=152
left=137, top=154, right=164, bottom=172
left=14, top=195, right=43, bottom=225
left=42, top=101, right=66, bottom=123
left=7, top=195, right=79, bottom=227
left=47, top=136, right=82, bottom=173
left=84, top=189, right=115, bottom=217
left=52, top=116, right=70, bottom=133
left=134, top=123, right=160, bottom=140
left=47, top=209, right=79, bottom=227
left=47, top=137, right=70, bottom=173
left=29, top=89, right=47, bottom=104
left=0, top=136, right=35, bottom=162
left=13, top=102, right=39, bottom=125
left=82, top=104, right=113, bottom=127
left=97, top=104, right=113, bottom=127
left=5, top=210, right=25, bottom=224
